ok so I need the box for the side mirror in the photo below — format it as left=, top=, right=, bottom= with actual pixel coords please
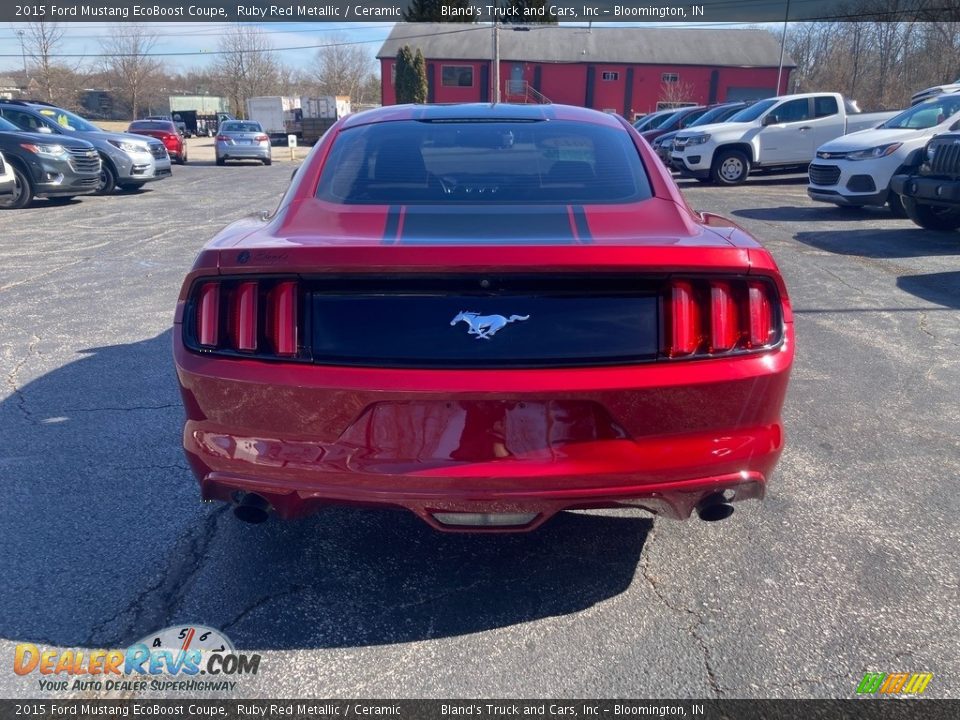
left=762, top=114, right=779, bottom=126
left=37, top=126, right=54, bottom=134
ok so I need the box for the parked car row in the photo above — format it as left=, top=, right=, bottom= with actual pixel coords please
left=638, top=89, right=960, bottom=233
left=669, top=93, right=897, bottom=185
left=0, top=99, right=172, bottom=209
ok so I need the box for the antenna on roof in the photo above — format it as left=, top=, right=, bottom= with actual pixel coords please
left=588, top=22, right=592, bottom=32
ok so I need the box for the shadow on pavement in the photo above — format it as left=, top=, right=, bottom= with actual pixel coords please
left=0, top=331, right=649, bottom=651
left=896, top=271, right=960, bottom=309
left=792, top=228, right=960, bottom=258
left=733, top=205, right=895, bottom=223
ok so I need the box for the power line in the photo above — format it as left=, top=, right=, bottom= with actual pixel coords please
left=0, top=24, right=484, bottom=59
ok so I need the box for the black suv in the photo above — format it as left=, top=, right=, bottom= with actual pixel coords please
left=891, top=133, right=960, bottom=231
left=0, top=115, right=100, bottom=209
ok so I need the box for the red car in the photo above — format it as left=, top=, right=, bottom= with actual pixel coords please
left=127, top=120, right=187, bottom=165
left=173, top=104, right=794, bottom=532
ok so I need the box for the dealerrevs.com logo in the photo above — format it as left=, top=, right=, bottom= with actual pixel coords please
left=14, top=625, right=261, bottom=693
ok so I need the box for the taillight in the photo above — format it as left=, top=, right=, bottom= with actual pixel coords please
left=216, top=135, right=229, bottom=142
left=665, top=281, right=701, bottom=357
left=663, top=277, right=780, bottom=359
left=196, top=282, right=220, bottom=347
left=746, top=281, right=773, bottom=348
left=190, top=278, right=303, bottom=360
left=230, top=281, right=258, bottom=351
left=266, top=281, right=298, bottom=356
left=255, top=134, right=270, bottom=143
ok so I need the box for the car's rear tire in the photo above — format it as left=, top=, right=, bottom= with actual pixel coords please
left=0, top=165, right=33, bottom=209
left=711, top=149, right=750, bottom=185
left=902, top=197, right=960, bottom=231
left=216, top=157, right=225, bottom=166
left=262, top=157, right=272, bottom=166
left=886, top=192, right=907, bottom=218
left=96, top=162, right=117, bottom=195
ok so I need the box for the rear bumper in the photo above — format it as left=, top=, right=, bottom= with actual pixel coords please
left=174, top=330, right=793, bottom=531
left=216, top=143, right=271, bottom=160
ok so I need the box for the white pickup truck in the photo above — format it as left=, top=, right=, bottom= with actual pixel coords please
left=808, top=93, right=960, bottom=214
left=670, top=93, right=897, bottom=185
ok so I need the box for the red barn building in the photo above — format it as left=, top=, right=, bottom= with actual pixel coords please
left=378, top=24, right=795, bottom=118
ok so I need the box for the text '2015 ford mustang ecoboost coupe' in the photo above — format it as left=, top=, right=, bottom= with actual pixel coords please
left=173, top=104, right=794, bottom=532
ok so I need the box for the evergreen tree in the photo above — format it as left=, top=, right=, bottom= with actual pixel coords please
left=412, top=49, right=429, bottom=103
left=394, top=46, right=416, bottom=104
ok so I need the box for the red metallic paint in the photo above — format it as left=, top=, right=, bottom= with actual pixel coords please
left=173, top=104, right=794, bottom=532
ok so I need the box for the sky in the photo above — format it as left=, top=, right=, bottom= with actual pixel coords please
left=0, top=21, right=771, bottom=77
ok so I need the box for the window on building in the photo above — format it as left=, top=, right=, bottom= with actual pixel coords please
left=442, top=66, right=474, bottom=87
left=601, top=72, right=620, bottom=81
left=661, top=73, right=679, bottom=84
left=390, top=63, right=396, bottom=85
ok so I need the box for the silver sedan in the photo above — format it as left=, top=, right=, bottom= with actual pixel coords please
left=215, top=121, right=272, bottom=166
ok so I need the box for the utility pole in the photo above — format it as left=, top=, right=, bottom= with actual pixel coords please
left=775, top=0, right=791, bottom=96
left=17, top=29, right=27, bottom=77
left=492, top=17, right=501, bottom=103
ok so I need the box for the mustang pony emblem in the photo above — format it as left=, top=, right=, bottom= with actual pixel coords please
left=451, top=311, right=530, bottom=340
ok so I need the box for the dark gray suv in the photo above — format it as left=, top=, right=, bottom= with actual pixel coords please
left=0, top=116, right=101, bottom=209
left=0, top=100, right=171, bottom=195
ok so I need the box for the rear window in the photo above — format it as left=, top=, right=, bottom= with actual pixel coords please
left=316, top=119, right=652, bottom=205
left=222, top=122, right=262, bottom=133
left=130, top=121, right=174, bottom=131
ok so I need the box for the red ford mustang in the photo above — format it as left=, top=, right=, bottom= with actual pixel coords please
left=173, top=103, right=794, bottom=532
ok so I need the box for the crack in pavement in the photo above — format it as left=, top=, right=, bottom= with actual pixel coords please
left=85, top=504, right=230, bottom=648
left=4, top=334, right=41, bottom=427
left=220, top=585, right=310, bottom=637
left=640, top=525, right=723, bottom=697
left=918, top=312, right=960, bottom=348
left=67, top=404, right=181, bottom=413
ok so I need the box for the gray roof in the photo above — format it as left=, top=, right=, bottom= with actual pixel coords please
left=378, top=23, right=795, bottom=68
left=0, top=76, right=20, bottom=88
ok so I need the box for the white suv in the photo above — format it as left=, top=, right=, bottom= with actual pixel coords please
left=808, top=94, right=960, bottom=215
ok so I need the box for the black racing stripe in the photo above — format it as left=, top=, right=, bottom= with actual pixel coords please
left=572, top=206, right=593, bottom=244
left=398, top=207, right=576, bottom=245
left=382, top=205, right=401, bottom=244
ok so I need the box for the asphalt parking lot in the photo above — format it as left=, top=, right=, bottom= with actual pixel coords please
left=0, top=150, right=957, bottom=699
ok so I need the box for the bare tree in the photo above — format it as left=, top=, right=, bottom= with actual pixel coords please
left=312, top=35, right=376, bottom=103
left=99, top=25, right=162, bottom=120
left=657, top=79, right=697, bottom=109
left=22, top=21, right=64, bottom=101
left=210, top=26, right=282, bottom=117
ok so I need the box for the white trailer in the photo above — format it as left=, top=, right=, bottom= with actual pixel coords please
left=244, top=96, right=302, bottom=139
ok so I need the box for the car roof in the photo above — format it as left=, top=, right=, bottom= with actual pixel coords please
left=341, top=103, right=625, bottom=131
